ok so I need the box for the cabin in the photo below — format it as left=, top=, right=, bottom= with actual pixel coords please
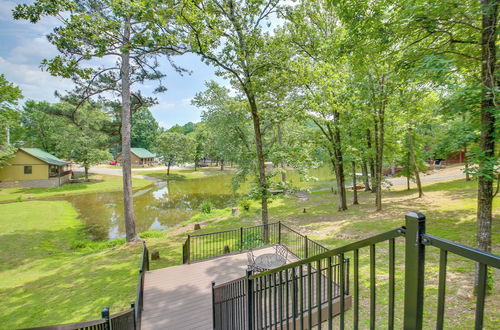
left=0, top=148, right=71, bottom=188
left=116, top=148, right=156, bottom=167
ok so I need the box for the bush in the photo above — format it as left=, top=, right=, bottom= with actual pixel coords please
left=200, top=201, right=213, bottom=214
left=70, top=238, right=126, bottom=252
left=139, top=230, right=164, bottom=238
left=238, top=200, right=251, bottom=211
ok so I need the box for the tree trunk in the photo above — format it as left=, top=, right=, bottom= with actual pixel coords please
left=367, top=129, right=376, bottom=193
left=220, top=159, right=224, bottom=171
left=277, top=124, right=287, bottom=185
left=464, top=145, right=470, bottom=181
left=247, top=93, right=269, bottom=242
left=352, top=161, right=359, bottom=205
left=84, top=166, right=89, bottom=182
left=332, top=116, right=347, bottom=211
left=408, top=127, right=423, bottom=197
left=373, top=118, right=383, bottom=211
left=407, top=152, right=411, bottom=190
left=167, top=162, right=171, bottom=175
left=120, top=16, right=138, bottom=243
left=361, top=160, right=371, bottom=191
left=475, top=0, right=497, bottom=290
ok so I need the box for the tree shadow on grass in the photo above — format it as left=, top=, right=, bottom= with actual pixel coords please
left=0, top=245, right=142, bottom=329
left=14, top=179, right=106, bottom=196
left=0, top=227, right=85, bottom=272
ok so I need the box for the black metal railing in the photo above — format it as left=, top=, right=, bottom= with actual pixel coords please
left=211, top=212, right=500, bottom=329
left=183, top=222, right=328, bottom=263
left=135, top=242, right=149, bottom=329
left=212, top=256, right=349, bottom=330
left=25, top=242, right=150, bottom=330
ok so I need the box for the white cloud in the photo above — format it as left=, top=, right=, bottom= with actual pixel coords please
left=158, top=121, right=172, bottom=129
left=8, top=36, right=59, bottom=64
left=0, top=56, right=72, bottom=102
left=181, top=97, right=193, bottom=105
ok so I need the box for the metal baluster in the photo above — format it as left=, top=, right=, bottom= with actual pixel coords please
left=436, top=250, right=448, bottom=329
left=389, top=238, right=395, bottom=330
left=307, top=263, right=312, bottom=330
left=327, top=256, right=333, bottom=330
left=316, top=260, right=322, bottom=329
left=339, top=253, right=345, bottom=330
left=353, top=249, right=359, bottom=330
left=370, top=244, right=376, bottom=329
left=474, top=263, right=487, bottom=329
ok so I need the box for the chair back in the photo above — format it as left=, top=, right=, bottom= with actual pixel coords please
left=247, top=250, right=255, bottom=266
left=275, top=244, right=288, bottom=260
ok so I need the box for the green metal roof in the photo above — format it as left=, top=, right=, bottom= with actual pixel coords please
left=131, top=148, right=156, bottom=159
left=21, top=148, right=70, bottom=166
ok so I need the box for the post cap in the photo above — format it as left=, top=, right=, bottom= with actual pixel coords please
left=405, top=211, right=426, bottom=221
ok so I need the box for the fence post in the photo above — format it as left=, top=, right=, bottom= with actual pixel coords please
left=187, top=235, right=191, bottom=264
left=131, top=302, right=137, bottom=330
left=212, top=281, right=216, bottom=329
left=403, top=211, right=426, bottom=330
left=305, top=235, right=309, bottom=258
left=102, top=307, right=110, bottom=330
left=278, top=221, right=282, bottom=245
left=240, top=227, right=244, bottom=251
left=145, top=244, right=150, bottom=271
left=246, top=269, right=254, bottom=330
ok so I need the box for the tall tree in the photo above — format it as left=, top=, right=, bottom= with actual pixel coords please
left=402, top=0, right=498, bottom=287
left=156, top=132, right=193, bottom=175
left=178, top=0, right=283, bottom=238
left=0, top=74, right=23, bottom=145
left=14, top=0, right=182, bottom=242
left=131, top=108, right=160, bottom=151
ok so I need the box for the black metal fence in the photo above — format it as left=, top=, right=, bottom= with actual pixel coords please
left=183, top=222, right=328, bottom=263
left=212, top=212, right=500, bottom=329
left=25, top=243, right=150, bottom=330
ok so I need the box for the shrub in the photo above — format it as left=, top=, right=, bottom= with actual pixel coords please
left=200, top=201, right=213, bottom=214
left=238, top=199, right=251, bottom=211
left=139, top=230, right=164, bottom=238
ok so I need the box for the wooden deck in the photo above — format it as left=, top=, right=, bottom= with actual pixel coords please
left=141, top=247, right=294, bottom=330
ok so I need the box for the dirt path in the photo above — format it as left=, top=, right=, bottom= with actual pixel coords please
left=388, top=165, right=466, bottom=188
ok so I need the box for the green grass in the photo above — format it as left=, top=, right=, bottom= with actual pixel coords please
left=0, top=178, right=498, bottom=328
left=0, top=174, right=151, bottom=203
left=138, top=167, right=235, bottom=181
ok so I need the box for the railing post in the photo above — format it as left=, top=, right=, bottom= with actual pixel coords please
left=246, top=269, right=254, bottom=330
left=211, top=281, right=216, bottom=329
left=403, top=211, right=426, bottom=330
left=131, top=302, right=137, bottom=330
left=101, top=307, right=110, bottom=330
left=187, top=235, right=191, bottom=264
left=240, top=227, right=244, bottom=251
left=305, top=235, right=309, bottom=258
left=278, top=221, right=281, bottom=245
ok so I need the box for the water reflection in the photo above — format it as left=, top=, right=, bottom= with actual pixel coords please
left=59, top=168, right=335, bottom=240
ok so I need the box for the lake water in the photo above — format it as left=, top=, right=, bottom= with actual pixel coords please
left=61, top=168, right=335, bottom=240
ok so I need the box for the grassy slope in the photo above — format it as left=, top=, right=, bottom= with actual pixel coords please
left=0, top=174, right=151, bottom=202
left=0, top=177, right=498, bottom=328
left=137, top=166, right=235, bottom=181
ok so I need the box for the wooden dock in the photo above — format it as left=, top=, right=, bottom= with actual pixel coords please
left=141, top=247, right=282, bottom=329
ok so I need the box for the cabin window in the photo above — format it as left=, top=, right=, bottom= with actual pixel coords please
left=49, top=165, right=59, bottom=177
left=24, top=166, right=32, bottom=174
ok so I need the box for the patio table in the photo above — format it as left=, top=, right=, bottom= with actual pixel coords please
left=254, top=253, right=286, bottom=271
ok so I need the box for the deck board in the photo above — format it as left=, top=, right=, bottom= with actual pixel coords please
left=141, top=247, right=294, bottom=330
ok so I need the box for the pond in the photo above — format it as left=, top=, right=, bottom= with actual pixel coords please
left=60, top=167, right=335, bottom=240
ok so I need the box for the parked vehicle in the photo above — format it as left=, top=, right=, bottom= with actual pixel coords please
left=108, top=160, right=118, bottom=165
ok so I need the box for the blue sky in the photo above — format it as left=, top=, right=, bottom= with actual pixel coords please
left=0, top=0, right=221, bottom=128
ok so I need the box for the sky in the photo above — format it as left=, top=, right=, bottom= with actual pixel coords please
left=0, top=0, right=222, bottom=129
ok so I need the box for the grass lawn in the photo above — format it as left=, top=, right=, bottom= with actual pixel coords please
left=0, top=177, right=498, bottom=328
left=0, top=174, right=151, bottom=203
left=138, top=166, right=236, bottom=181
